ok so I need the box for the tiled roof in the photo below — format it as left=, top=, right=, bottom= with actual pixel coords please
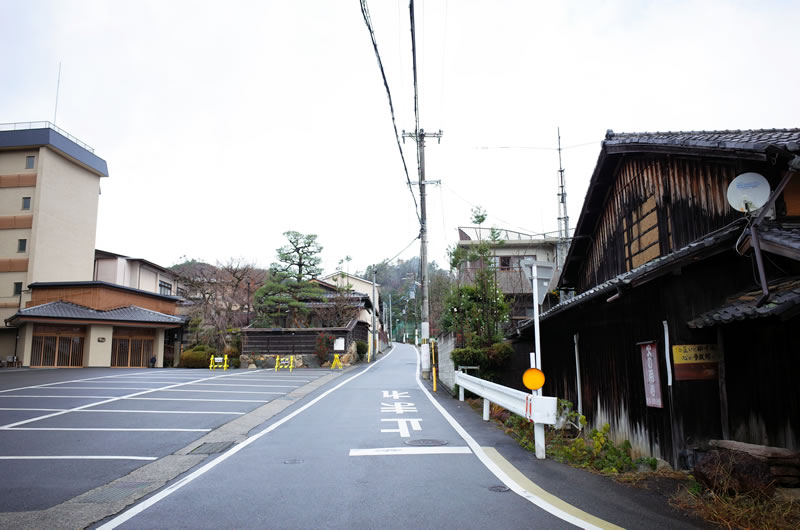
left=605, top=129, right=800, bottom=152
left=13, top=301, right=184, bottom=324
left=757, top=222, right=800, bottom=251
left=688, top=278, right=800, bottom=329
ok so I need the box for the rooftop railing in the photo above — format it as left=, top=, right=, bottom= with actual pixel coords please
left=0, top=121, right=95, bottom=153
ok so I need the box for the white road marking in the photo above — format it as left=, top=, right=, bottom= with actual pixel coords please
left=349, top=447, right=471, bottom=456
left=180, top=383, right=301, bottom=388
left=76, top=409, right=245, bottom=415
left=0, top=455, right=157, bottom=461
left=0, top=395, right=116, bottom=399
left=382, top=390, right=410, bottom=399
left=380, top=418, right=423, bottom=437
left=38, top=387, right=155, bottom=391
left=412, top=347, right=606, bottom=530
left=98, top=346, right=397, bottom=530
left=152, top=389, right=283, bottom=395
left=0, top=407, right=244, bottom=415
left=124, top=397, right=270, bottom=403
left=0, top=427, right=211, bottom=432
left=0, top=370, right=256, bottom=429
left=0, top=407, right=64, bottom=411
left=380, top=402, right=418, bottom=414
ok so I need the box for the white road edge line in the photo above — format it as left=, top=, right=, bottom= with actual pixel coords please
left=0, top=455, right=157, bottom=461
left=413, top=346, right=604, bottom=530
left=349, top=447, right=471, bottom=456
left=98, top=346, right=397, bottom=530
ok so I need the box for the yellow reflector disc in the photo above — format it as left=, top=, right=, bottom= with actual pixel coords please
left=522, top=368, right=545, bottom=390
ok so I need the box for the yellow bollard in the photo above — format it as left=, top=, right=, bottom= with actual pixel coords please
left=331, top=354, right=343, bottom=370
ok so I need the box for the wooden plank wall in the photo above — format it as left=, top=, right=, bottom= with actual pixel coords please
left=29, top=285, right=177, bottom=314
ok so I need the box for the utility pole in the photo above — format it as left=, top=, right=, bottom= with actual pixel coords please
left=402, top=128, right=442, bottom=379
left=388, top=293, right=393, bottom=342
left=372, top=267, right=377, bottom=358
left=556, top=128, right=569, bottom=272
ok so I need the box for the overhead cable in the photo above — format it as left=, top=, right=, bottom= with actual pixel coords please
left=359, top=0, right=421, bottom=224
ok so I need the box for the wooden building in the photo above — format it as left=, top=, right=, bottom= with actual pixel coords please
left=511, top=129, right=800, bottom=470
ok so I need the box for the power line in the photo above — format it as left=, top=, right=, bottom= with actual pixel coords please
left=359, top=0, right=420, bottom=224
left=385, top=234, right=421, bottom=264
left=475, top=140, right=601, bottom=151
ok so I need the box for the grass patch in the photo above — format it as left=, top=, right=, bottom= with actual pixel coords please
left=671, top=480, right=800, bottom=529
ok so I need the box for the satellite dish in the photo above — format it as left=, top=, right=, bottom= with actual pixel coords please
left=727, top=172, right=771, bottom=213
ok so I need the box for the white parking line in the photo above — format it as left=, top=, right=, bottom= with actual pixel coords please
left=0, top=370, right=256, bottom=429
left=0, top=455, right=157, bottom=461
left=153, top=389, right=283, bottom=395
left=180, top=383, right=301, bottom=388
left=0, top=407, right=244, bottom=415
left=0, top=395, right=116, bottom=399
left=37, top=387, right=156, bottom=391
left=125, top=397, right=269, bottom=403
left=0, top=427, right=211, bottom=432
left=349, top=447, right=472, bottom=456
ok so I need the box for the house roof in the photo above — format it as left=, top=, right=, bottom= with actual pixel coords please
left=7, top=301, right=185, bottom=326
left=29, top=281, right=180, bottom=302
left=688, top=277, right=800, bottom=328
left=560, top=128, right=800, bottom=289
left=604, top=129, right=800, bottom=153
left=737, top=222, right=800, bottom=261
left=321, top=271, right=380, bottom=288
left=514, top=220, right=744, bottom=333
left=95, top=250, right=177, bottom=276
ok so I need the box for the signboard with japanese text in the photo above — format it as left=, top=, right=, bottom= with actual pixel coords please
left=639, top=341, right=663, bottom=408
left=672, top=344, right=719, bottom=381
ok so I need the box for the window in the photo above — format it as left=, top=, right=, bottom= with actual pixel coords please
left=176, top=287, right=187, bottom=297
left=158, top=280, right=172, bottom=295
left=25, top=156, right=35, bottom=169
left=17, top=239, right=26, bottom=253
left=13, top=282, right=22, bottom=296
left=500, top=256, right=511, bottom=270
left=21, top=197, right=31, bottom=210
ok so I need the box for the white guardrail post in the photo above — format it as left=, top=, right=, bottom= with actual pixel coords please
left=455, top=370, right=557, bottom=459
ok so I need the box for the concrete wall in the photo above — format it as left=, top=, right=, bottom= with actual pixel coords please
left=28, top=146, right=99, bottom=285
left=86, top=325, right=113, bottom=367
left=94, top=257, right=119, bottom=284
left=15, top=323, right=32, bottom=366
left=435, top=332, right=456, bottom=393
left=155, top=329, right=165, bottom=367
left=138, top=266, right=158, bottom=292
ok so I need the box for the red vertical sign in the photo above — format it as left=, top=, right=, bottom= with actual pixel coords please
left=640, top=342, right=663, bottom=408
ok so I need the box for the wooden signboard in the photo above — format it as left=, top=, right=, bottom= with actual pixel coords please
left=639, top=341, right=663, bottom=408
left=672, top=344, right=719, bottom=381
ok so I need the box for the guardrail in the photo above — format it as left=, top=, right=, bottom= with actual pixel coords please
left=455, top=370, right=557, bottom=459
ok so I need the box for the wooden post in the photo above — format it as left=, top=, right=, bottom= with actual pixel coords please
left=717, top=327, right=730, bottom=440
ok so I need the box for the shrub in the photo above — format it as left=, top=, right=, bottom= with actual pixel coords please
left=355, top=341, right=368, bottom=360
left=314, top=334, right=334, bottom=364
left=230, top=357, right=241, bottom=369
left=487, top=342, right=513, bottom=369
left=450, top=347, right=486, bottom=368
left=180, top=346, right=216, bottom=368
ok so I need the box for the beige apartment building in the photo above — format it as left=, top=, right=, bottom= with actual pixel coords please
left=0, top=122, right=184, bottom=368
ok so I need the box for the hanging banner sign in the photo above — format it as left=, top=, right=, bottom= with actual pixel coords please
left=672, top=345, right=719, bottom=381
left=639, top=341, right=663, bottom=408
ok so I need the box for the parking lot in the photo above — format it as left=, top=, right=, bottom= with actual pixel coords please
left=0, top=367, right=334, bottom=513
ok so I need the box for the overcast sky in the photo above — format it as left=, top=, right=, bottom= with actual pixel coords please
left=2, top=0, right=799, bottom=275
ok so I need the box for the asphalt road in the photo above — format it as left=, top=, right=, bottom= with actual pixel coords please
left=2, top=347, right=706, bottom=529
left=96, top=344, right=632, bottom=530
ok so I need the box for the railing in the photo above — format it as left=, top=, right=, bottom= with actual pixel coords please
left=455, top=370, right=557, bottom=459
left=0, top=121, right=95, bottom=153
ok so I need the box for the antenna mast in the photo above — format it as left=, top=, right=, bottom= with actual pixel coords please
left=53, top=62, right=62, bottom=125
left=556, top=127, right=569, bottom=270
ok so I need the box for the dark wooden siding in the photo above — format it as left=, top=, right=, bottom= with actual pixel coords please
left=580, top=156, right=745, bottom=292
